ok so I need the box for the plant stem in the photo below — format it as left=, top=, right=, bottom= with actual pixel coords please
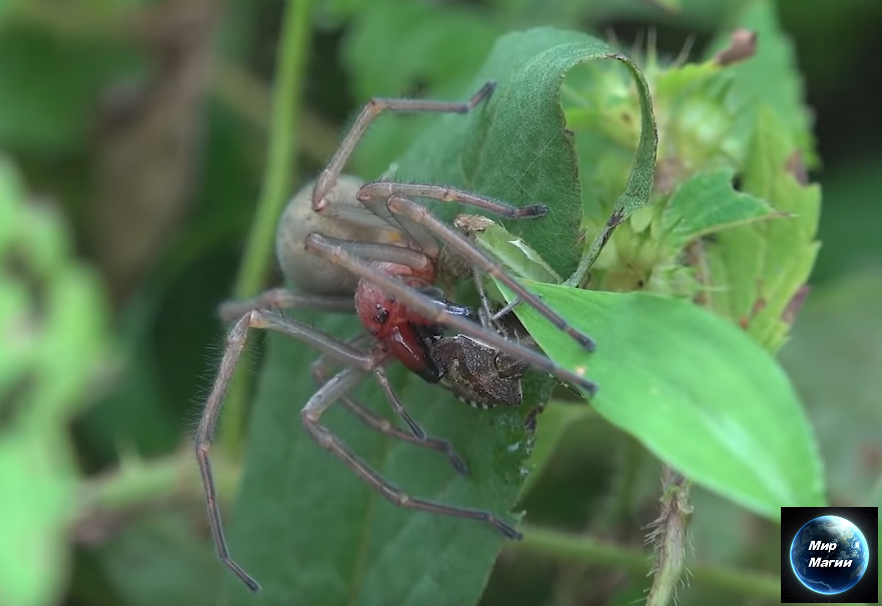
left=218, top=0, right=317, bottom=455
left=510, top=524, right=780, bottom=601
left=645, top=467, right=693, bottom=606
left=233, top=0, right=314, bottom=298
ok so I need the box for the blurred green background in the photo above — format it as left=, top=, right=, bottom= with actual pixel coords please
left=1, top=0, right=880, bottom=605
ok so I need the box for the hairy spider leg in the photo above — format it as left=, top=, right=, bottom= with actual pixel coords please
left=218, top=288, right=432, bottom=440
left=302, top=366, right=522, bottom=539
left=305, top=234, right=599, bottom=396
left=364, top=191, right=596, bottom=351
left=359, top=180, right=547, bottom=221
left=218, top=288, right=353, bottom=322
left=312, top=81, right=497, bottom=210
left=195, top=309, right=387, bottom=593
left=310, top=351, right=468, bottom=474
left=356, top=181, right=547, bottom=255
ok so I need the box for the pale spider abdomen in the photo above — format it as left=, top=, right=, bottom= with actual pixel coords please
left=276, top=174, right=405, bottom=295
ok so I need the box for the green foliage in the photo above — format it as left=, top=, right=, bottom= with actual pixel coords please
left=708, top=0, right=816, bottom=164
left=703, top=108, right=821, bottom=351
left=395, top=27, right=657, bottom=280
left=479, top=198, right=823, bottom=520
left=0, top=26, right=141, bottom=152
left=1, top=0, right=878, bottom=605
left=222, top=28, right=652, bottom=605
left=661, top=170, right=777, bottom=250
left=510, top=285, right=825, bottom=519
left=0, top=158, right=109, bottom=606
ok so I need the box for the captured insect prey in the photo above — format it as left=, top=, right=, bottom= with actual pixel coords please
left=196, top=81, right=599, bottom=592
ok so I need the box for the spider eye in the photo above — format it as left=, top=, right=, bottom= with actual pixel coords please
left=374, top=307, right=389, bottom=325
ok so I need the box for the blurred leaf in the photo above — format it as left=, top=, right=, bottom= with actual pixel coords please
left=810, top=156, right=882, bottom=282
left=506, top=285, right=825, bottom=521
left=337, top=1, right=501, bottom=179
left=0, top=26, right=142, bottom=152
left=0, top=1, right=13, bottom=22
left=647, top=0, right=682, bottom=12
left=221, top=28, right=652, bottom=605
left=98, top=511, right=220, bottom=606
left=780, top=272, right=882, bottom=506
left=520, top=401, right=594, bottom=499
left=661, top=169, right=777, bottom=249
left=707, top=0, right=815, bottom=163
left=0, top=430, right=77, bottom=606
left=0, top=157, right=109, bottom=606
left=687, top=484, right=778, bottom=571
left=342, top=0, right=500, bottom=100
left=77, top=299, right=181, bottom=461
left=78, top=103, right=257, bottom=462
left=703, top=108, right=821, bottom=351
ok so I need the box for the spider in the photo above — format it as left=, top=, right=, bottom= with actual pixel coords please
left=196, top=81, right=599, bottom=592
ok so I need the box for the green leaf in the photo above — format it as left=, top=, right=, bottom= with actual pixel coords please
left=706, top=0, right=815, bottom=163
left=470, top=219, right=562, bottom=284
left=221, top=318, right=536, bottom=606
left=507, top=284, right=825, bottom=521
left=221, top=28, right=656, bottom=605
left=395, top=26, right=657, bottom=281
left=342, top=0, right=500, bottom=101
left=661, top=168, right=778, bottom=250
left=702, top=108, right=821, bottom=351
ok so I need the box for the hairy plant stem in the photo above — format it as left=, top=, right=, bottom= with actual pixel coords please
left=645, top=466, right=693, bottom=606
left=218, top=0, right=317, bottom=456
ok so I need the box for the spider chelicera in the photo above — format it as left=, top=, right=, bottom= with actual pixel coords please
left=196, top=81, right=598, bottom=591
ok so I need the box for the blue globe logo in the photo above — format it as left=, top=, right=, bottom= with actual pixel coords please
left=790, top=516, right=870, bottom=594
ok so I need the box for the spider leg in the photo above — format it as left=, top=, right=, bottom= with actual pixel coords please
left=373, top=365, right=427, bottom=440
left=302, top=366, right=521, bottom=539
left=358, top=181, right=548, bottom=219
left=356, top=182, right=546, bottom=256
left=218, top=288, right=353, bottom=322
left=305, top=234, right=599, bottom=396
left=383, top=194, right=597, bottom=352
left=195, top=310, right=383, bottom=593
left=297, top=329, right=431, bottom=440
left=312, top=81, right=497, bottom=210
left=472, top=268, right=491, bottom=325
left=310, top=354, right=468, bottom=474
